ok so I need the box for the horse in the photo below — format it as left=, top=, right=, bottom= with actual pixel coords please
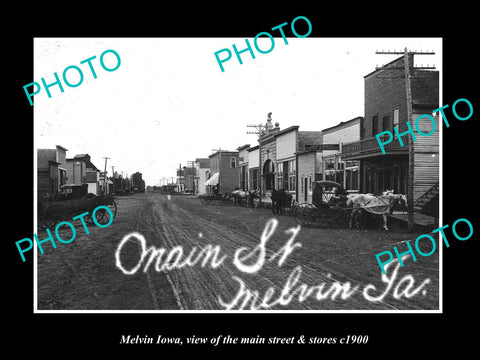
left=270, top=189, right=293, bottom=215
left=230, top=189, right=261, bottom=207
left=230, top=189, right=248, bottom=206
left=346, top=190, right=407, bottom=230
left=246, top=190, right=260, bottom=208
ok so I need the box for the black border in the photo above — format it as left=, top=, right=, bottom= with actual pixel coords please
left=7, top=6, right=479, bottom=356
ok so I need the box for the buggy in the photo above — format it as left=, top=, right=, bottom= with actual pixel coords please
left=38, top=192, right=117, bottom=230
left=293, top=180, right=350, bottom=227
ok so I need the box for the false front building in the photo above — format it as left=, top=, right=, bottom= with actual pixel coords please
left=257, top=117, right=322, bottom=202
left=341, top=54, right=439, bottom=213
left=205, top=150, right=239, bottom=194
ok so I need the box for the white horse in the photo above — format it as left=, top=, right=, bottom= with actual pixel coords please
left=230, top=189, right=248, bottom=206
left=346, top=190, right=407, bottom=230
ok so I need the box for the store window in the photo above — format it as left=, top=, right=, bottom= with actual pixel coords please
left=288, top=159, right=296, bottom=192
left=345, top=160, right=358, bottom=191
left=382, top=115, right=390, bottom=132
left=277, top=162, right=283, bottom=190
left=250, top=169, right=258, bottom=190
left=393, top=108, right=399, bottom=127
left=282, top=161, right=289, bottom=190
left=372, top=114, right=378, bottom=136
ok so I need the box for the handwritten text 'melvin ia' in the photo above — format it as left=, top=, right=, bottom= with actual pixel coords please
left=115, top=219, right=431, bottom=309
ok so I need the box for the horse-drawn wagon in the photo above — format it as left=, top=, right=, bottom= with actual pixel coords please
left=38, top=193, right=117, bottom=230
left=346, top=190, right=407, bottom=230
left=198, top=193, right=233, bottom=206
left=293, top=181, right=350, bottom=227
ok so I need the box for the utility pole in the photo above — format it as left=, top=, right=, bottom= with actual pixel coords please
left=375, top=48, right=435, bottom=231
left=247, top=114, right=269, bottom=206
left=110, top=165, right=115, bottom=194
left=102, top=157, right=110, bottom=195
left=404, top=48, right=415, bottom=232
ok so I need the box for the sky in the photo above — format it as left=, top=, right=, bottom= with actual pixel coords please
left=34, top=37, right=442, bottom=186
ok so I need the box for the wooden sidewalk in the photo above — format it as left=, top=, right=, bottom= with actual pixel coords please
left=389, top=210, right=438, bottom=229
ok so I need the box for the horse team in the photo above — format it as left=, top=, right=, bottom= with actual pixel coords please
left=227, top=187, right=407, bottom=231
left=229, top=188, right=292, bottom=214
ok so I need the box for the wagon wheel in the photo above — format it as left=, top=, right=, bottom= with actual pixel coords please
left=87, top=199, right=117, bottom=224
left=292, top=204, right=303, bottom=225
left=38, top=204, right=64, bottom=230
left=293, top=203, right=308, bottom=225
left=91, top=205, right=113, bottom=225
left=301, top=203, right=317, bottom=226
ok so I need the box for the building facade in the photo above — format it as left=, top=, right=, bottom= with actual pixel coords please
left=37, top=145, right=68, bottom=198
left=296, top=149, right=323, bottom=203
left=256, top=118, right=322, bottom=202
left=247, top=145, right=259, bottom=191
left=237, top=144, right=250, bottom=191
left=206, top=150, right=239, bottom=193
left=341, top=54, right=439, bottom=207
left=66, top=154, right=100, bottom=195
left=195, top=158, right=210, bottom=195
left=321, top=116, right=362, bottom=193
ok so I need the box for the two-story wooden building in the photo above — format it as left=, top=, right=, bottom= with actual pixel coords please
left=66, top=154, right=100, bottom=195
left=205, top=150, right=239, bottom=194
left=341, top=54, right=439, bottom=208
left=237, top=144, right=250, bottom=191
left=37, top=145, right=68, bottom=198
left=257, top=117, right=322, bottom=202
left=195, top=158, right=210, bottom=195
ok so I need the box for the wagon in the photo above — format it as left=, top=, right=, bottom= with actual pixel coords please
left=198, top=193, right=233, bottom=206
left=38, top=193, right=117, bottom=230
left=293, top=180, right=350, bottom=227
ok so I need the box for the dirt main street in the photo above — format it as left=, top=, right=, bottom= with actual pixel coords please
left=37, top=192, right=439, bottom=311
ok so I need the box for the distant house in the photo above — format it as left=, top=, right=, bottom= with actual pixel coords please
left=195, top=158, right=210, bottom=195
left=184, top=167, right=196, bottom=193
left=66, top=154, right=100, bottom=195
left=37, top=145, right=68, bottom=198
left=237, top=144, right=250, bottom=191
left=176, top=164, right=196, bottom=193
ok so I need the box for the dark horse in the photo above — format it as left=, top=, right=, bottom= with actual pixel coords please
left=246, top=190, right=260, bottom=208
left=270, top=189, right=293, bottom=215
